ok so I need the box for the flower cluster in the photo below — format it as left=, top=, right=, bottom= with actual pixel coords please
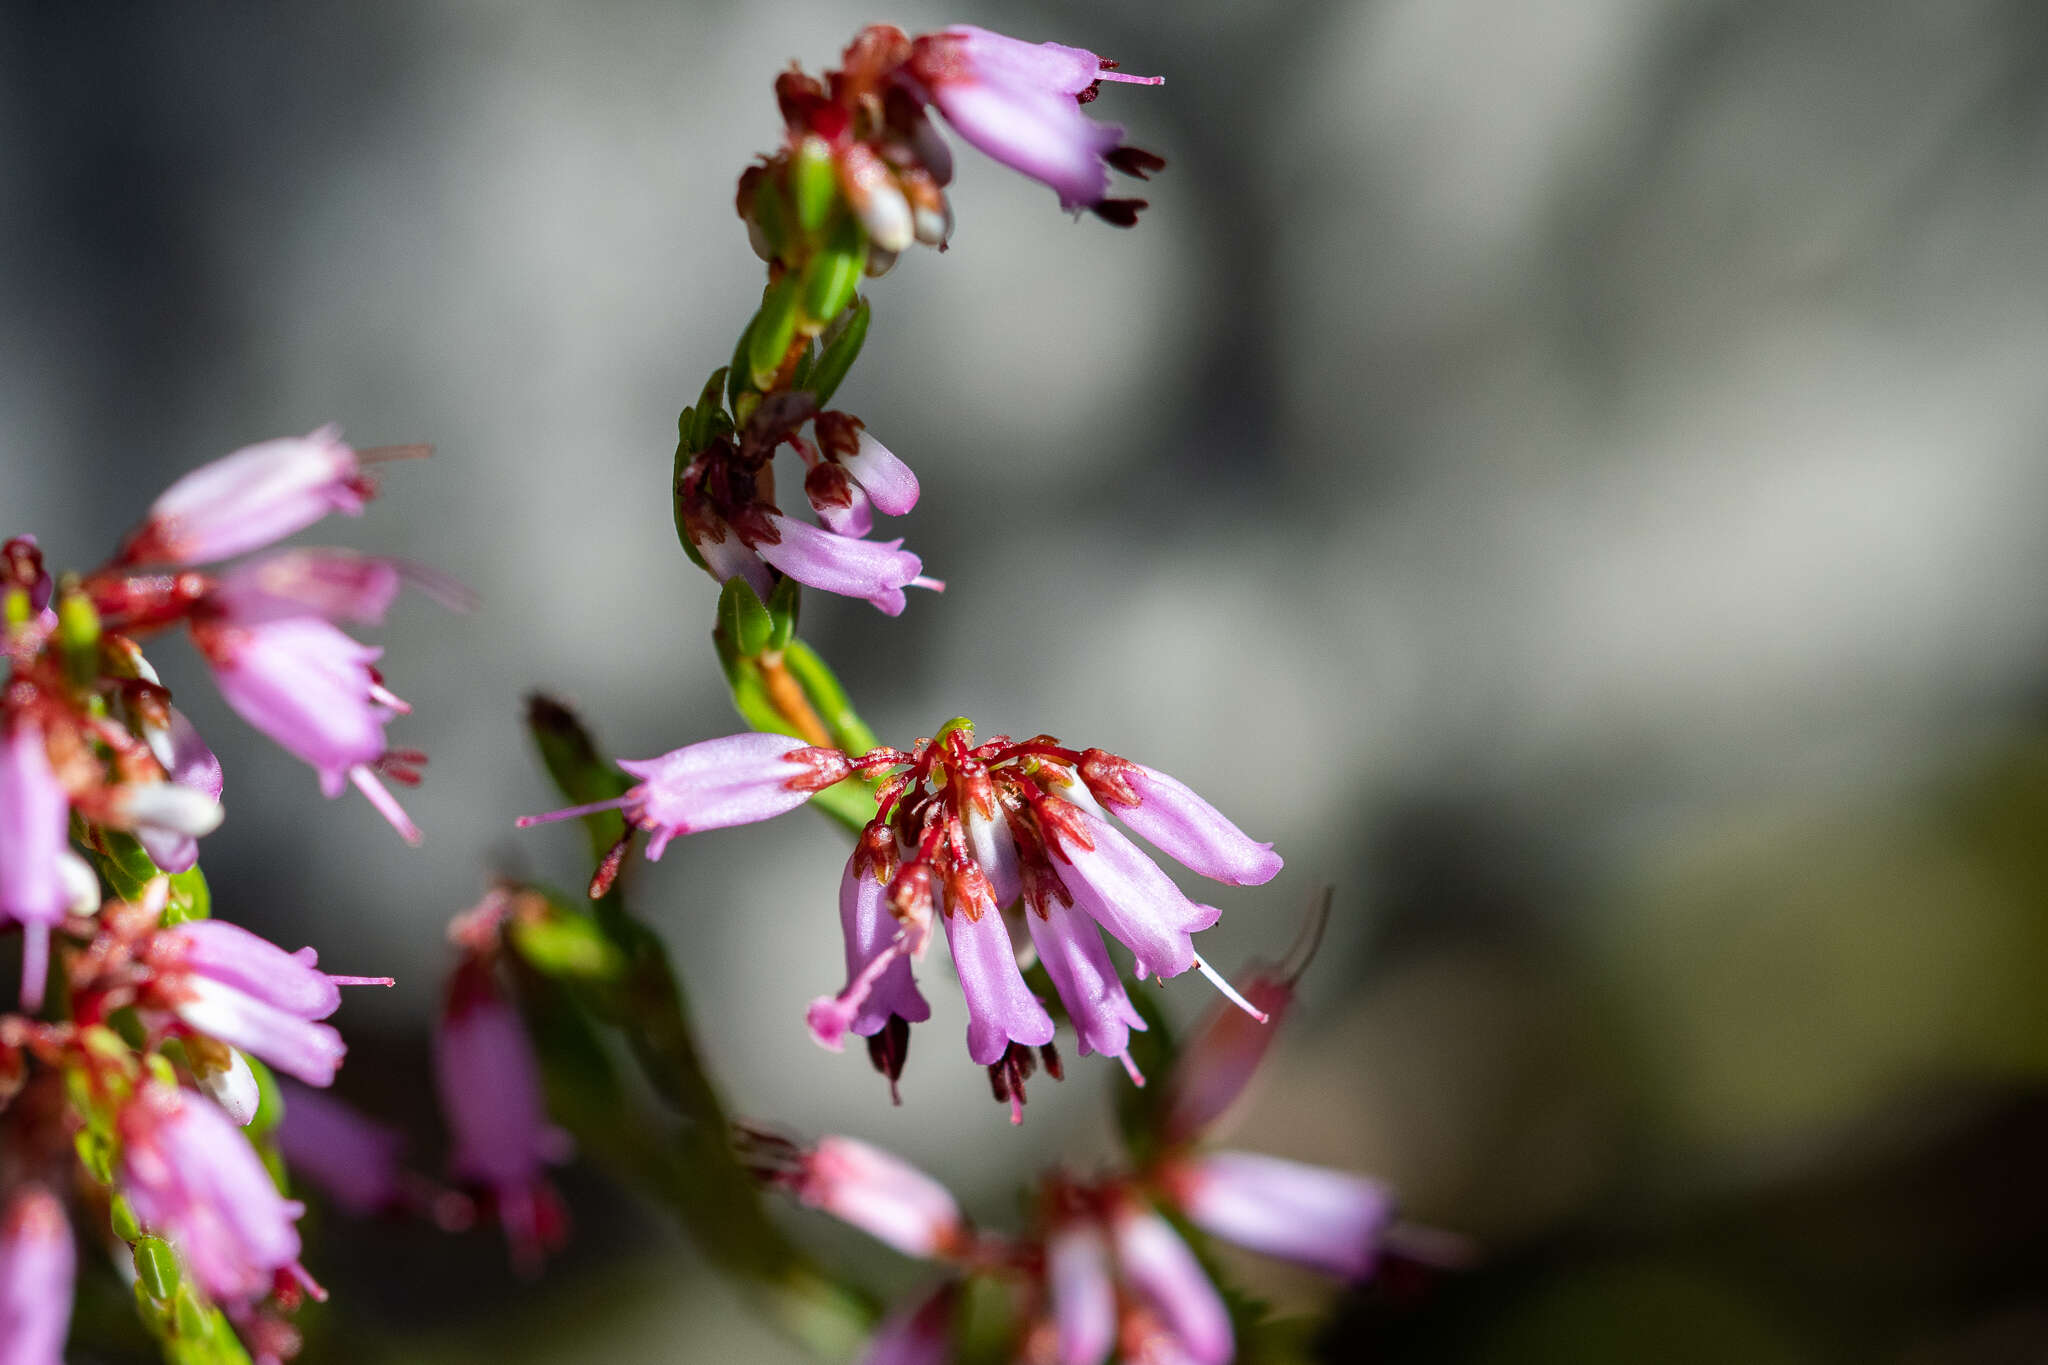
left=752, top=960, right=1408, bottom=1365
left=0, top=426, right=447, bottom=1362
left=520, top=720, right=1279, bottom=1117
left=676, top=26, right=1162, bottom=617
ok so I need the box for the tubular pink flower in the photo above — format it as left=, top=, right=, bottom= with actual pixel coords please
left=0, top=1184, right=73, bottom=1365
left=795, top=1136, right=964, bottom=1260
left=1085, top=757, right=1282, bottom=888
left=518, top=732, right=851, bottom=861
left=813, top=482, right=876, bottom=540
left=118, top=1085, right=309, bottom=1308
left=435, top=961, right=570, bottom=1267
left=210, top=548, right=403, bottom=626
left=1168, top=1152, right=1394, bottom=1282
left=941, top=888, right=1054, bottom=1067
left=1042, top=807, right=1219, bottom=980
left=809, top=851, right=931, bottom=1049
left=119, top=427, right=370, bottom=566
left=837, top=430, right=920, bottom=517
left=0, top=718, right=72, bottom=1011
left=907, top=26, right=1161, bottom=211
left=1109, top=1206, right=1233, bottom=1365
left=1046, top=1221, right=1117, bottom=1365
left=753, top=514, right=933, bottom=617
left=1024, top=900, right=1145, bottom=1078
left=197, top=616, right=419, bottom=842
left=274, top=1083, right=408, bottom=1218
left=859, top=1283, right=956, bottom=1365
left=148, top=920, right=389, bottom=1087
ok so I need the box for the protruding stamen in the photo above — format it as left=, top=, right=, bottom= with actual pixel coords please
left=513, top=795, right=632, bottom=828
left=350, top=765, right=421, bottom=845
left=588, top=831, right=633, bottom=899
left=327, top=975, right=395, bottom=988
left=1192, top=952, right=1268, bottom=1023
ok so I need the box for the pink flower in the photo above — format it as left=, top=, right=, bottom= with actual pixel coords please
left=209, top=548, right=476, bottom=628
left=941, top=885, right=1054, bottom=1069
left=792, top=1137, right=965, bottom=1260
left=1166, top=1152, right=1394, bottom=1282
left=1079, top=753, right=1281, bottom=887
left=0, top=1184, right=73, bottom=1365
left=806, top=849, right=932, bottom=1052
left=144, top=920, right=389, bottom=1088
left=117, top=1084, right=311, bottom=1308
left=118, top=428, right=372, bottom=567
left=517, top=732, right=852, bottom=861
left=1108, top=1205, right=1233, bottom=1365
left=434, top=958, right=570, bottom=1271
left=273, top=1084, right=408, bottom=1218
left=906, top=26, right=1162, bottom=215
left=753, top=515, right=933, bottom=618
left=0, top=717, right=80, bottom=1010
left=195, top=616, right=420, bottom=842
left=1046, top=1221, right=1117, bottom=1365
left=130, top=703, right=224, bottom=875
left=1023, top=899, right=1146, bottom=1083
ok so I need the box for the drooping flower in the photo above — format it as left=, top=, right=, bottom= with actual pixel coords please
left=0, top=1184, right=73, bottom=1365
left=434, top=955, right=570, bottom=1271
left=142, top=919, right=390, bottom=1087
left=1163, top=1151, right=1395, bottom=1282
left=273, top=1083, right=408, bottom=1218
left=116, top=428, right=375, bottom=567
left=1046, top=1219, right=1117, bottom=1365
left=127, top=687, right=225, bottom=875
left=905, top=25, right=1163, bottom=217
left=117, top=1083, right=315, bottom=1308
left=859, top=1283, right=957, bottom=1365
left=0, top=716, right=83, bottom=1010
left=523, top=721, right=1279, bottom=1114
left=194, top=616, right=421, bottom=842
left=1108, top=1203, right=1233, bottom=1365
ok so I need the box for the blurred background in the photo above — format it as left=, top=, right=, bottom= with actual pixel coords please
left=7, top=0, right=2048, bottom=1360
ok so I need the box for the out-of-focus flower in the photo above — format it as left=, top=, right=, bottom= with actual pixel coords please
left=1046, top=1219, right=1117, bottom=1365
left=0, top=1184, right=73, bottom=1365
left=115, top=428, right=374, bottom=568
left=434, top=956, right=570, bottom=1271
left=142, top=919, right=390, bottom=1088
left=789, top=1136, right=967, bottom=1260
left=0, top=716, right=84, bottom=1010
left=858, top=1283, right=956, bottom=1365
left=195, top=616, right=421, bottom=842
left=273, top=1084, right=405, bottom=1218
left=1162, top=1151, right=1394, bottom=1282
left=117, top=1084, right=314, bottom=1309
left=905, top=25, right=1163, bottom=217
left=1109, top=1203, right=1233, bottom=1365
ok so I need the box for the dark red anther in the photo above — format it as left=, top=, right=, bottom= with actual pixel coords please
left=1090, top=198, right=1148, bottom=227
left=804, top=460, right=855, bottom=511
left=1, top=537, right=44, bottom=590
left=1105, top=146, right=1166, bottom=180
left=588, top=831, right=633, bottom=900
left=1039, top=1040, right=1064, bottom=1082
left=775, top=68, right=829, bottom=129
left=866, top=1014, right=911, bottom=1105
left=812, top=410, right=865, bottom=460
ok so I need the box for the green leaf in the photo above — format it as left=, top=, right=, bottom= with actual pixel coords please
left=766, top=575, right=802, bottom=651
left=511, top=908, right=625, bottom=982
left=524, top=694, right=633, bottom=863
left=134, top=1237, right=179, bottom=1300
left=799, top=217, right=865, bottom=333
left=728, top=311, right=759, bottom=407
left=679, top=367, right=730, bottom=455
left=792, top=136, right=839, bottom=238
left=805, top=295, right=870, bottom=408
left=718, top=576, right=775, bottom=659
left=747, top=274, right=804, bottom=392
left=164, top=867, right=209, bottom=923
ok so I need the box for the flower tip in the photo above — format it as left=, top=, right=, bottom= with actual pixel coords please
left=806, top=997, right=853, bottom=1052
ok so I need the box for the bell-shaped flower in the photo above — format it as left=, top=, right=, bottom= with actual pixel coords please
left=0, top=717, right=83, bottom=1010
left=1046, top=1220, right=1117, bottom=1365
left=807, top=850, right=932, bottom=1050
left=906, top=26, right=1161, bottom=212
left=117, top=1084, right=311, bottom=1308
left=753, top=515, right=935, bottom=617
left=941, top=886, right=1054, bottom=1067
left=435, top=958, right=571, bottom=1270
left=274, top=1083, right=410, bottom=1218
left=196, top=617, right=419, bottom=842
left=1080, top=753, right=1281, bottom=887
left=1108, top=1205, right=1232, bottom=1365
left=0, top=1184, right=73, bottom=1365
left=1040, top=805, right=1219, bottom=980
left=1024, top=900, right=1146, bottom=1083
left=794, top=1136, right=965, bottom=1260
left=118, top=428, right=371, bottom=567
left=519, top=732, right=852, bottom=861
left=1167, top=1151, right=1394, bottom=1282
